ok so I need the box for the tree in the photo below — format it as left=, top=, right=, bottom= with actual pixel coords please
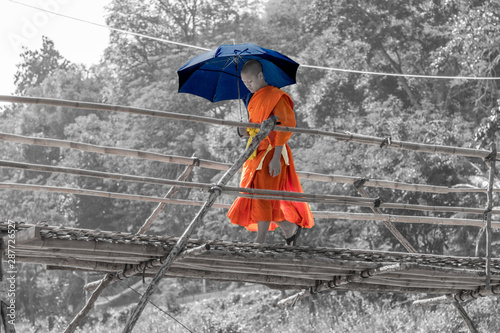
left=14, top=36, right=70, bottom=95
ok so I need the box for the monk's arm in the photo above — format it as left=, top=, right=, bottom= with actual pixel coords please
left=272, top=96, right=296, bottom=146
left=268, top=96, right=294, bottom=177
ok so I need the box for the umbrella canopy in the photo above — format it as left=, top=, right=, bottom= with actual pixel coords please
left=177, top=43, right=299, bottom=102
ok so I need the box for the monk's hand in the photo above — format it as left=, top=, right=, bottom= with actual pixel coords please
left=269, top=146, right=283, bottom=177
left=269, top=155, right=281, bottom=177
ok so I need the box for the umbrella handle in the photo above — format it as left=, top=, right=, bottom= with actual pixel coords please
left=235, top=59, right=245, bottom=122
left=237, top=126, right=252, bottom=138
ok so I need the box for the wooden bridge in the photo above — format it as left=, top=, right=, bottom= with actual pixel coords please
left=5, top=221, right=500, bottom=301
left=0, top=95, right=499, bottom=333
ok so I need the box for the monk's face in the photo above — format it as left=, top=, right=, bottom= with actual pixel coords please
left=241, top=71, right=267, bottom=93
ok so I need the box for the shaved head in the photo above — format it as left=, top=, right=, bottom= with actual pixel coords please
left=241, top=59, right=268, bottom=93
left=241, top=59, right=263, bottom=76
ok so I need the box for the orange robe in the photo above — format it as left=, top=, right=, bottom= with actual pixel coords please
left=227, top=86, right=315, bottom=231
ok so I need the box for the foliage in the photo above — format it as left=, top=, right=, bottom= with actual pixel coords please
left=14, top=36, right=70, bottom=95
left=17, top=284, right=498, bottom=333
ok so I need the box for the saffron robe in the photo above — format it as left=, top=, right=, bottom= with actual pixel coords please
left=227, top=86, right=315, bottom=231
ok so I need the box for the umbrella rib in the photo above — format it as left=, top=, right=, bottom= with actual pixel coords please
left=212, top=57, right=240, bottom=102
left=197, top=68, right=240, bottom=78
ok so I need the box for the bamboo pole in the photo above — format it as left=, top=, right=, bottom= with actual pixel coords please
left=50, top=265, right=444, bottom=294
left=7, top=222, right=500, bottom=274
left=277, top=263, right=413, bottom=307
left=0, top=95, right=495, bottom=160
left=1, top=133, right=496, bottom=195
left=484, top=143, right=496, bottom=289
left=169, top=260, right=489, bottom=288
left=23, top=253, right=497, bottom=292
left=15, top=250, right=148, bottom=264
left=4, top=181, right=500, bottom=219
left=0, top=159, right=212, bottom=196
left=321, top=282, right=461, bottom=295
left=77, top=244, right=212, bottom=291
left=121, top=115, right=278, bottom=333
left=449, top=296, right=479, bottom=333
left=64, top=274, right=114, bottom=333
left=413, top=284, right=500, bottom=306
left=0, top=159, right=382, bottom=206
left=16, top=244, right=500, bottom=286
left=173, top=252, right=500, bottom=281
left=354, top=182, right=417, bottom=253
left=17, top=256, right=125, bottom=272
left=17, top=237, right=170, bottom=256
left=137, top=161, right=195, bottom=234
left=0, top=132, right=229, bottom=171
left=0, top=182, right=229, bottom=209
left=312, top=211, right=500, bottom=229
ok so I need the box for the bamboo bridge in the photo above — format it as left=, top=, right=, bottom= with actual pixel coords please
left=0, top=95, right=499, bottom=333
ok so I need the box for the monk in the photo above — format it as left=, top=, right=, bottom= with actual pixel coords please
left=227, top=59, right=314, bottom=245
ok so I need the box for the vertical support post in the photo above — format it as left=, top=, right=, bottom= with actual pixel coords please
left=122, top=116, right=278, bottom=333
left=484, top=142, right=496, bottom=289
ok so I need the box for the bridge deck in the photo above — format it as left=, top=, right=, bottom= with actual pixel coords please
left=3, top=222, right=500, bottom=296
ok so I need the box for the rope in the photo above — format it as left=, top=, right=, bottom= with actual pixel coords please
left=120, top=281, right=195, bottom=333
left=245, top=128, right=260, bottom=160
left=6, top=0, right=210, bottom=52
left=7, top=0, right=500, bottom=81
left=300, top=64, right=500, bottom=80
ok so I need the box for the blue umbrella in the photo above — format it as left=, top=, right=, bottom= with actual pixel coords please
left=177, top=43, right=299, bottom=103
